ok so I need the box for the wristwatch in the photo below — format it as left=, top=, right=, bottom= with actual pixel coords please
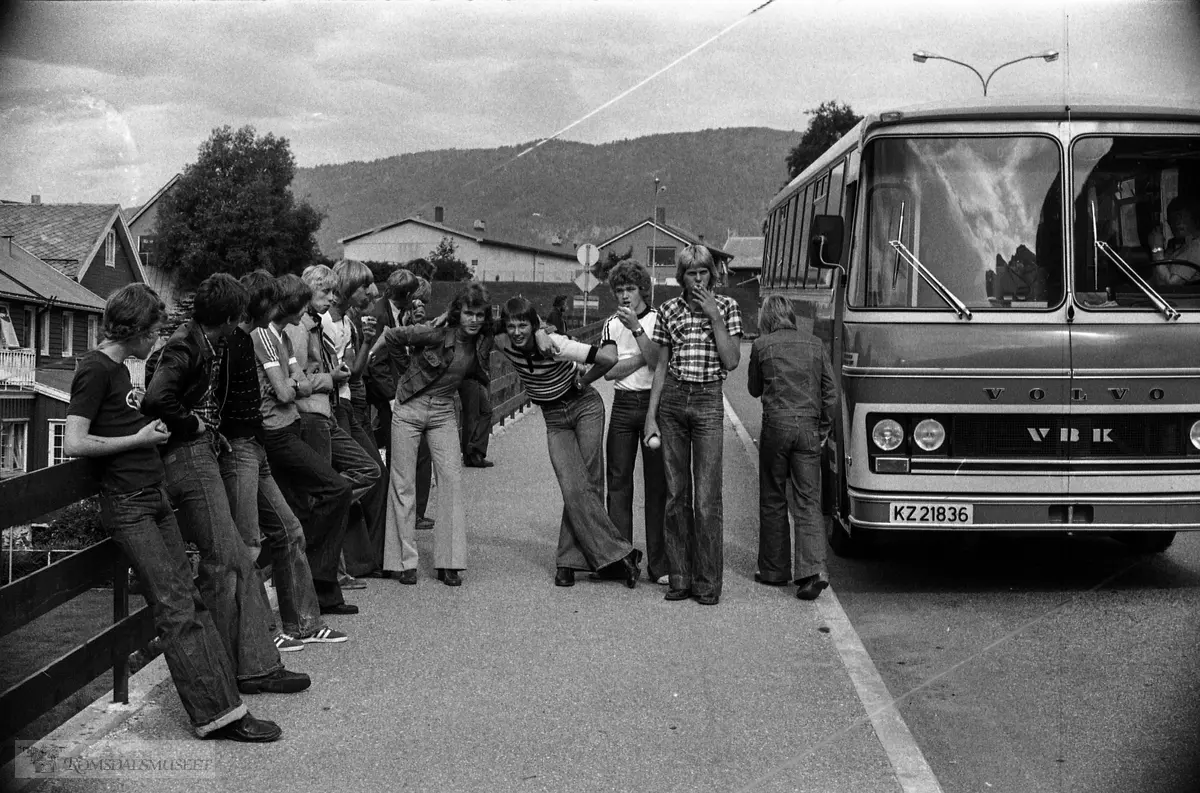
left=632, top=327, right=645, bottom=338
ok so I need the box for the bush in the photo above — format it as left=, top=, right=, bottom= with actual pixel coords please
left=33, top=496, right=107, bottom=549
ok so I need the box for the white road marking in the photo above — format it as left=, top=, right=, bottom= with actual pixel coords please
left=723, top=394, right=944, bottom=793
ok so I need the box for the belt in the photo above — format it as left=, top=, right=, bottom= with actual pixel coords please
left=534, top=386, right=586, bottom=410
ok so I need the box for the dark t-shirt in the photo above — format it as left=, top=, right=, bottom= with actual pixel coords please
left=67, top=350, right=164, bottom=494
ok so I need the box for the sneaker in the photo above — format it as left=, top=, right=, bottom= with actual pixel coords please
left=655, top=574, right=670, bottom=586
left=338, top=575, right=367, bottom=590
left=301, top=627, right=348, bottom=644
left=273, top=633, right=304, bottom=652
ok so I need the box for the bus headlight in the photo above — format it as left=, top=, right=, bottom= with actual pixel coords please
left=872, top=419, right=904, bottom=452
left=1190, top=420, right=1200, bottom=450
left=913, top=419, right=945, bottom=452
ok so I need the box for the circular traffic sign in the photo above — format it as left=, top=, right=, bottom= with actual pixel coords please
left=576, top=243, right=600, bottom=267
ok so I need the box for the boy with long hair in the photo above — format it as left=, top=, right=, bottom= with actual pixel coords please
left=66, top=283, right=281, bottom=741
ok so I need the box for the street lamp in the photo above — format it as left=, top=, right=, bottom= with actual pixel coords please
left=650, top=178, right=665, bottom=304
left=912, top=49, right=1059, bottom=96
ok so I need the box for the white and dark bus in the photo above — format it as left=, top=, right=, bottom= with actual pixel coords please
left=763, top=100, right=1200, bottom=555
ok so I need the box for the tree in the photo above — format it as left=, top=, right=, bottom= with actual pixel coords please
left=427, top=238, right=472, bottom=281
left=155, top=125, right=325, bottom=288
left=596, top=246, right=633, bottom=282
left=786, top=101, right=863, bottom=181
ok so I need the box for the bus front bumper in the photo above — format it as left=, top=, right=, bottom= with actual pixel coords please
left=849, top=489, right=1200, bottom=531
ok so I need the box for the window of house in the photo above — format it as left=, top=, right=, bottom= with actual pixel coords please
left=48, top=420, right=72, bottom=467
left=87, top=315, right=99, bottom=350
left=648, top=246, right=676, bottom=266
left=105, top=230, right=116, bottom=267
left=138, top=234, right=156, bottom=267
left=40, top=311, right=50, bottom=355
left=62, top=311, right=74, bottom=357
left=1, top=420, right=28, bottom=479
left=0, top=304, right=18, bottom=348
left=22, top=307, right=35, bottom=348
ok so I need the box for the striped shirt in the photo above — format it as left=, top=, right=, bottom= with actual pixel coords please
left=252, top=324, right=300, bottom=430
left=496, top=332, right=599, bottom=404
left=651, top=293, right=743, bottom=383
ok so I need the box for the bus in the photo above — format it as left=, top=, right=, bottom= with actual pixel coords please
left=763, top=100, right=1200, bottom=556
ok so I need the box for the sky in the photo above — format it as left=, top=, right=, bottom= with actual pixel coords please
left=1, top=0, right=1198, bottom=209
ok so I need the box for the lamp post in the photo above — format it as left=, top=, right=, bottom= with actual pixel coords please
left=650, top=178, right=666, bottom=305
left=912, top=50, right=1059, bottom=96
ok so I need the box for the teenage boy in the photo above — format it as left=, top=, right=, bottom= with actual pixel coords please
left=142, top=274, right=310, bottom=694
left=325, top=259, right=386, bottom=576
left=218, top=270, right=347, bottom=648
left=255, top=274, right=356, bottom=615
left=494, top=297, right=641, bottom=588
left=366, top=270, right=434, bottom=530
left=67, top=284, right=278, bottom=742
left=600, top=260, right=667, bottom=585
left=644, top=245, right=742, bottom=606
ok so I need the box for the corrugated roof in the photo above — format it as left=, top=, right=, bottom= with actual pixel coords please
left=341, top=215, right=578, bottom=261
left=722, top=236, right=764, bottom=271
left=0, top=203, right=119, bottom=279
left=0, top=239, right=106, bottom=311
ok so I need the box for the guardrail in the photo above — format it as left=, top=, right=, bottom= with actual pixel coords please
left=0, top=458, right=154, bottom=742
left=0, top=349, right=36, bottom=387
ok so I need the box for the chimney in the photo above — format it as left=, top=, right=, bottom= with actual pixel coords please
left=31, top=194, right=41, bottom=205
left=655, top=207, right=665, bottom=226
left=698, top=234, right=705, bottom=243
left=434, top=206, right=444, bottom=223
left=473, top=219, right=486, bottom=231
left=3, top=235, right=12, bottom=257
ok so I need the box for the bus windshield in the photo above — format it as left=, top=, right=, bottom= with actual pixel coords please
left=854, top=136, right=1063, bottom=310
left=1071, top=135, right=1200, bottom=312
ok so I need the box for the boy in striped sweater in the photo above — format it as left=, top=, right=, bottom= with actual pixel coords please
left=493, top=297, right=641, bottom=588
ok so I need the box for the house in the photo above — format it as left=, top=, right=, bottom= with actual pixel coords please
left=0, top=197, right=147, bottom=302
left=721, top=234, right=765, bottom=286
left=123, top=174, right=182, bottom=309
left=340, top=207, right=580, bottom=283
left=597, top=208, right=733, bottom=286
left=0, top=236, right=110, bottom=479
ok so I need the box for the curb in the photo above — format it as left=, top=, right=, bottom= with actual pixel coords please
left=0, top=655, right=174, bottom=793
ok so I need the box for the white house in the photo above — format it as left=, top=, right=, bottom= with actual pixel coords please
left=339, top=207, right=579, bottom=283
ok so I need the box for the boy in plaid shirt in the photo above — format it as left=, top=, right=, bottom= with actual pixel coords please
left=644, top=245, right=742, bottom=605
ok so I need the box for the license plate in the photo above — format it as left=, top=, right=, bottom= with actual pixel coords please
left=888, top=503, right=974, bottom=525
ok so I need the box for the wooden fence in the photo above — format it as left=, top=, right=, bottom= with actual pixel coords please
left=0, top=458, right=154, bottom=742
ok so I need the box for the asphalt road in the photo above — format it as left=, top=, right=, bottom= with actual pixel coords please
left=723, top=342, right=1200, bottom=793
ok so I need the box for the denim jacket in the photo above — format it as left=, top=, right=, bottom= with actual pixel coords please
left=378, top=324, right=493, bottom=404
left=747, top=328, right=836, bottom=436
left=142, top=321, right=215, bottom=439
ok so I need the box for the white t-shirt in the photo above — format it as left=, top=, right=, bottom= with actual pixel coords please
left=601, top=308, right=658, bottom=392
left=321, top=311, right=354, bottom=401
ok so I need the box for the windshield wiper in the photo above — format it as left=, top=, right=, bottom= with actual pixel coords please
left=887, top=240, right=973, bottom=320
left=1094, top=241, right=1180, bottom=321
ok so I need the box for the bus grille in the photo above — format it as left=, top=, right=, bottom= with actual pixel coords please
left=950, top=414, right=1193, bottom=459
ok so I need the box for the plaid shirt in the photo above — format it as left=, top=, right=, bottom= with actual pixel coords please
left=651, top=294, right=743, bottom=383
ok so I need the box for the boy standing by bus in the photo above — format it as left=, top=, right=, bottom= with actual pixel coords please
left=66, top=283, right=281, bottom=741
left=600, top=261, right=667, bottom=584
left=645, top=245, right=742, bottom=606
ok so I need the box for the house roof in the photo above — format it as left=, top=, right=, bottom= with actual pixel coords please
left=34, top=367, right=74, bottom=403
left=598, top=218, right=733, bottom=263
left=722, top=235, right=764, bottom=271
left=125, top=174, right=181, bottom=226
left=0, top=239, right=106, bottom=311
left=0, top=203, right=123, bottom=279
left=339, top=216, right=578, bottom=262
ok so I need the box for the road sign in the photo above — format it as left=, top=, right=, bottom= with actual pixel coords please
left=573, top=296, right=599, bottom=310
left=576, top=243, right=600, bottom=268
left=574, top=271, right=599, bottom=293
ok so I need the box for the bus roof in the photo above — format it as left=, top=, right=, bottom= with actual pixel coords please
left=768, top=96, right=1200, bottom=211
left=863, top=96, right=1200, bottom=131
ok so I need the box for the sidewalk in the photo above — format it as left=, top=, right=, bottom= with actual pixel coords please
left=10, top=381, right=902, bottom=793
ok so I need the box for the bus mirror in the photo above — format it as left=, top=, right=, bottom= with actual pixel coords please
left=809, top=215, right=844, bottom=269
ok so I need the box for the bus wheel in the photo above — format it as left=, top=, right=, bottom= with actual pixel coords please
left=827, top=518, right=874, bottom=558
left=1113, top=531, right=1176, bottom=553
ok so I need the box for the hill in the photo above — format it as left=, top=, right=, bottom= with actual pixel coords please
left=291, top=127, right=799, bottom=258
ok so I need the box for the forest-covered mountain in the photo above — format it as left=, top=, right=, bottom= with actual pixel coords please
left=292, top=127, right=799, bottom=258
